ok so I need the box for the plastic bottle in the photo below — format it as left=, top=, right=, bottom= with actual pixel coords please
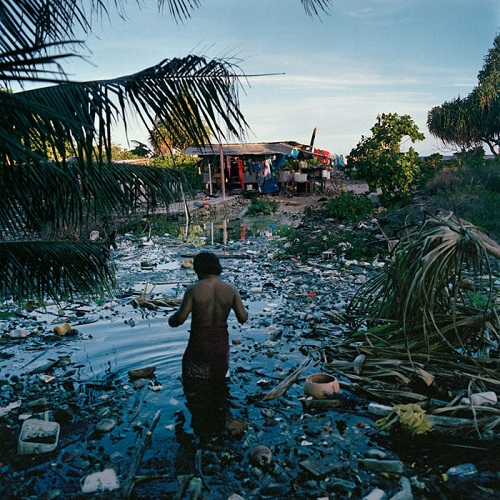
left=445, top=463, right=478, bottom=484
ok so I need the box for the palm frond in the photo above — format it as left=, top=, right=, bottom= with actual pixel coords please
left=348, top=211, right=500, bottom=353
left=0, top=240, right=115, bottom=305
left=301, top=0, right=331, bottom=16
left=2, top=55, right=248, bottom=167
left=0, top=160, right=191, bottom=237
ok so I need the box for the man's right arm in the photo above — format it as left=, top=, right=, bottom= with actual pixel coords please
left=168, top=288, right=194, bottom=327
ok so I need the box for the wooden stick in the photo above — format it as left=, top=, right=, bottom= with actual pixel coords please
left=124, top=410, right=161, bottom=498
left=262, top=358, right=311, bottom=401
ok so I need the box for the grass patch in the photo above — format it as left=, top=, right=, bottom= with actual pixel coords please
left=246, top=197, right=278, bottom=215
left=120, top=215, right=181, bottom=238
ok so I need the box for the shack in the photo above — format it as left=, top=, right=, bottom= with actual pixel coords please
left=183, top=141, right=323, bottom=196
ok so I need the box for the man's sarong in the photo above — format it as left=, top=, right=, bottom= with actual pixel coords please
left=182, top=326, right=229, bottom=380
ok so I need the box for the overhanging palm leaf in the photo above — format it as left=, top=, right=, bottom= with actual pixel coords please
left=0, top=241, right=115, bottom=306
left=1, top=0, right=332, bottom=306
left=3, top=55, right=248, bottom=166
left=348, top=211, right=500, bottom=354
left=0, top=160, right=190, bottom=238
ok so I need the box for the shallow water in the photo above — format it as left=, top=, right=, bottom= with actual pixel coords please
left=2, top=211, right=498, bottom=498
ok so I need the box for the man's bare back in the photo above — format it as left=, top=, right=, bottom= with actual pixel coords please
left=168, top=251, right=248, bottom=380
left=168, top=275, right=248, bottom=331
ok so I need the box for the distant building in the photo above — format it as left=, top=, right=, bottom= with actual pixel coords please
left=183, top=141, right=315, bottom=195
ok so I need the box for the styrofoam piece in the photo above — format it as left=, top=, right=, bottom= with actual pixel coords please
left=81, top=468, right=120, bottom=493
left=18, top=418, right=60, bottom=454
left=461, top=391, right=497, bottom=406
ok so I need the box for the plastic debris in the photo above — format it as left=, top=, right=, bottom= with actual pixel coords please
left=18, top=418, right=60, bottom=454
left=461, top=391, right=497, bottom=406
left=444, top=463, right=478, bottom=484
left=81, top=468, right=120, bottom=493
left=374, top=403, right=433, bottom=435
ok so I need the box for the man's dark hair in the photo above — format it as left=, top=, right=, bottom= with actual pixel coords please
left=193, top=251, right=222, bottom=277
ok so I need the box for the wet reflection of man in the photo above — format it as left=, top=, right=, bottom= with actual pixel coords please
left=183, top=377, right=230, bottom=442
left=173, top=379, right=230, bottom=477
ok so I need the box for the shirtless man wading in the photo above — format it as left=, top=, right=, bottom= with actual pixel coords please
left=168, top=251, right=248, bottom=380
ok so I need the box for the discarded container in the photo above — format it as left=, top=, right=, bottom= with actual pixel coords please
left=304, top=373, right=340, bottom=399
left=18, top=418, right=60, bottom=454
left=461, top=391, right=497, bottom=406
left=321, top=169, right=331, bottom=179
left=249, top=445, right=273, bottom=467
left=445, top=463, right=478, bottom=484
left=360, top=458, right=404, bottom=474
left=81, top=468, right=120, bottom=493
left=53, top=323, right=71, bottom=336
left=7, top=328, right=28, bottom=339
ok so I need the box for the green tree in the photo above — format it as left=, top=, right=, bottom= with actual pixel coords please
left=427, top=33, right=500, bottom=157
left=149, top=113, right=211, bottom=155
left=346, top=113, right=425, bottom=205
left=1, top=0, right=331, bottom=306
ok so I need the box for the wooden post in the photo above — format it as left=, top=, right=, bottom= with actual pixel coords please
left=219, top=143, right=225, bottom=200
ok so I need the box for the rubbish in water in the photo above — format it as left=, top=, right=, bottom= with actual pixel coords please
left=80, top=468, right=120, bottom=493
left=444, top=463, right=478, bottom=483
left=96, top=418, right=116, bottom=433
left=374, top=403, right=433, bottom=435
left=53, top=323, right=71, bottom=336
left=304, top=373, right=340, bottom=399
left=0, top=400, right=22, bottom=418
left=128, top=366, right=156, bottom=379
left=461, top=391, right=497, bottom=406
left=360, top=458, right=404, bottom=474
left=7, top=328, right=28, bottom=339
left=362, top=487, right=387, bottom=500
left=18, top=418, right=60, bottom=454
left=249, top=445, right=272, bottom=467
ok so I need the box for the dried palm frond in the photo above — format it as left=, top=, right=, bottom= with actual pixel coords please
left=348, top=211, right=500, bottom=354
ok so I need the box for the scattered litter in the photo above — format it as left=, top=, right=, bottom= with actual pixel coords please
left=81, top=468, right=120, bottom=494
left=18, top=418, right=60, bottom=454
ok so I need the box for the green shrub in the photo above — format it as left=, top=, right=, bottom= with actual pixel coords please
left=324, top=191, right=374, bottom=222
left=120, top=215, right=180, bottom=238
left=246, top=197, right=278, bottom=215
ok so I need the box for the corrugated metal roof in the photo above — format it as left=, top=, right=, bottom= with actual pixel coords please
left=183, top=141, right=311, bottom=157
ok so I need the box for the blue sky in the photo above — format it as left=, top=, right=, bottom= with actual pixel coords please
left=69, top=0, right=499, bottom=156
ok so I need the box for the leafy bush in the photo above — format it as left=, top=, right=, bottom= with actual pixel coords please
left=324, top=191, right=374, bottom=222
left=150, top=154, right=203, bottom=189
left=120, top=215, right=180, bottom=238
left=346, top=113, right=424, bottom=205
left=246, top=197, right=278, bottom=215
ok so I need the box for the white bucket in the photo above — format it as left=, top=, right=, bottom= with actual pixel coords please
left=18, top=418, right=60, bottom=454
left=321, top=170, right=330, bottom=179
